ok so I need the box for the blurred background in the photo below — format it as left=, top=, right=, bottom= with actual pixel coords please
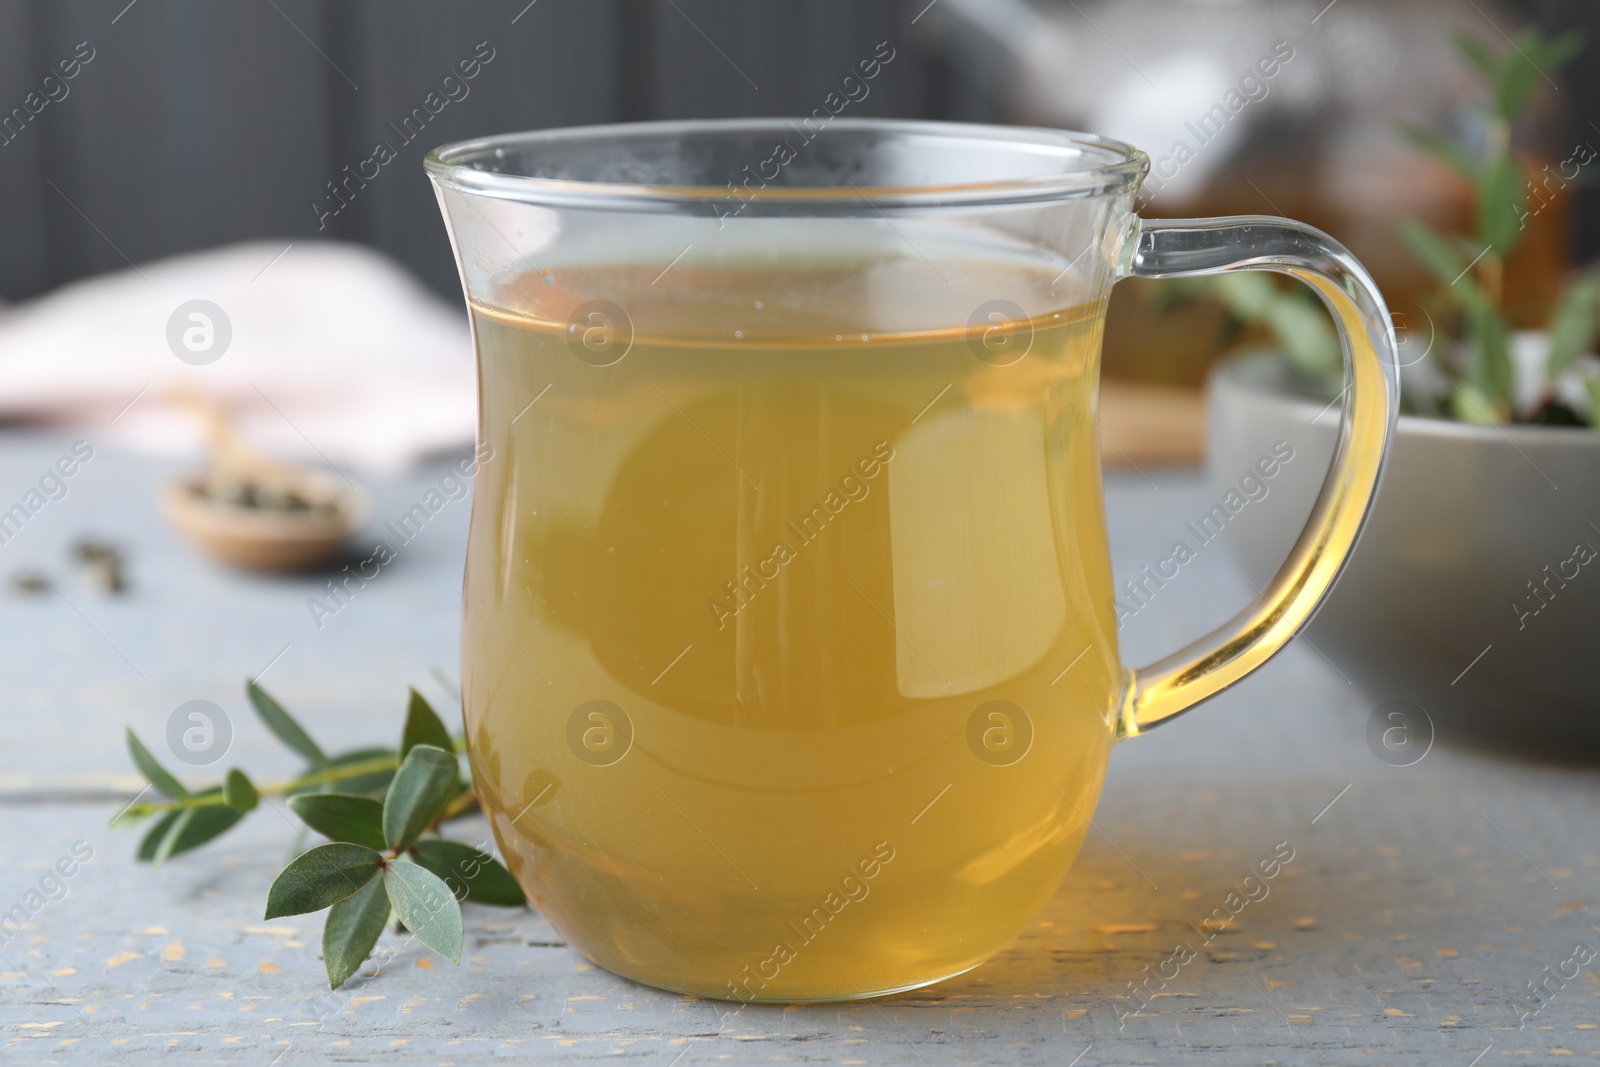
left=0, top=0, right=1595, bottom=451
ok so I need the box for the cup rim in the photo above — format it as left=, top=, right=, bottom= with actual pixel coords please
left=425, top=118, right=1150, bottom=210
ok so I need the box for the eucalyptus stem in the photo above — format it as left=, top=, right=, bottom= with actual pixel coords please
left=436, top=786, right=480, bottom=824
left=124, top=738, right=469, bottom=818
left=124, top=755, right=400, bottom=816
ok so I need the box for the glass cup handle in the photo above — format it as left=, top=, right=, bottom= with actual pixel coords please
left=1111, top=216, right=1401, bottom=737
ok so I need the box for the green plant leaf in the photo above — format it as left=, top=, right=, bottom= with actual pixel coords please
left=1495, top=34, right=1544, bottom=122
left=1546, top=276, right=1599, bottom=379
left=1586, top=376, right=1600, bottom=428
left=1209, top=272, right=1276, bottom=321
left=1493, top=29, right=1583, bottom=122
left=322, top=875, right=392, bottom=990
left=1536, top=29, right=1586, bottom=77
left=411, top=840, right=527, bottom=907
left=1264, top=292, right=1341, bottom=379
left=289, top=793, right=386, bottom=852
left=383, top=861, right=464, bottom=963
left=223, top=769, right=259, bottom=813
left=1451, top=381, right=1506, bottom=425
left=1400, top=220, right=1468, bottom=288
left=247, top=680, right=329, bottom=768
left=1478, top=152, right=1526, bottom=256
left=150, top=808, right=194, bottom=868
left=383, top=745, right=458, bottom=851
left=264, top=842, right=382, bottom=919
left=1396, top=120, right=1478, bottom=181
left=126, top=728, right=187, bottom=799
left=1451, top=28, right=1497, bottom=77
left=1467, top=302, right=1514, bottom=404
left=401, top=688, right=455, bottom=763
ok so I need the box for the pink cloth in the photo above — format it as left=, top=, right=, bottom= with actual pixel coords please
left=0, top=241, right=476, bottom=475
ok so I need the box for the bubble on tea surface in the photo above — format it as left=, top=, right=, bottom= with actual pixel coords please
left=166, top=300, right=232, bottom=365
left=567, top=699, right=634, bottom=766
left=1365, top=699, right=1434, bottom=767
left=166, top=699, right=233, bottom=766
left=565, top=300, right=634, bottom=367
left=966, top=699, right=1034, bottom=766
left=965, top=299, right=1034, bottom=367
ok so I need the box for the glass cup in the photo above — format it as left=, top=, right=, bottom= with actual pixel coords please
left=427, top=119, right=1398, bottom=1003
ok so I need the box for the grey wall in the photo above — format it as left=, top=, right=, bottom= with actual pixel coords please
left=0, top=0, right=994, bottom=302
left=1, top=0, right=1591, bottom=305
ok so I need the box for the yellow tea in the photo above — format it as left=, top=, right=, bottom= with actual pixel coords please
left=462, top=247, right=1122, bottom=1001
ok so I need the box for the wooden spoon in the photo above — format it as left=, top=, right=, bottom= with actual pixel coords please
left=162, top=389, right=368, bottom=572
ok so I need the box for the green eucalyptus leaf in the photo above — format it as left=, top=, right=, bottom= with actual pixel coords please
left=401, top=688, right=456, bottom=763
left=150, top=808, right=194, bottom=868
left=288, top=793, right=386, bottom=851
left=138, top=812, right=178, bottom=860
left=1478, top=152, right=1526, bottom=256
left=135, top=792, right=242, bottom=865
left=383, top=861, right=464, bottom=963
left=247, top=680, right=328, bottom=768
left=287, top=747, right=396, bottom=797
left=410, top=839, right=527, bottom=907
left=126, top=729, right=187, bottom=799
left=323, top=875, right=392, bottom=990
left=162, top=804, right=245, bottom=859
left=1395, top=120, right=1477, bottom=181
left=264, top=842, right=382, bottom=919
left=141, top=798, right=249, bottom=866
left=140, top=805, right=245, bottom=863
left=1546, top=276, right=1599, bottom=379
left=223, top=769, right=259, bottom=813
left=383, top=745, right=458, bottom=851
left=1586, top=377, right=1600, bottom=428
left=1451, top=28, right=1497, bottom=77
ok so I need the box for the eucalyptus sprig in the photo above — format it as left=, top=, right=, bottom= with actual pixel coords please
left=115, top=681, right=527, bottom=989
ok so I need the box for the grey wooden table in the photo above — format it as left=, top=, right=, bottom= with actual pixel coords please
left=2, top=429, right=1597, bottom=1065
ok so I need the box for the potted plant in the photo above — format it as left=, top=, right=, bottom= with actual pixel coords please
left=1204, top=26, right=1600, bottom=758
